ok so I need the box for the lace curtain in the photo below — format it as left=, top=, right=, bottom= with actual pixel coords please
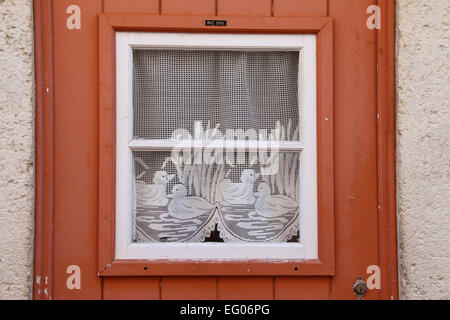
left=132, top=49, right=302, bottom=243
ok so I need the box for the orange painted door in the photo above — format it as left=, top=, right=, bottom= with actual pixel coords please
left=35, top=0, right=397, bottom=300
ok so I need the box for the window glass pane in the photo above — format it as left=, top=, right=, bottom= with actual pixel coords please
left=132, top=50, right=301, bottom=141
left=133, top=151, right=301, bottom=243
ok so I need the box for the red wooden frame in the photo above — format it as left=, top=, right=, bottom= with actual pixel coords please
left=98, top=14, right=334, bottom=276
left=33, top=0, right=55, bottom=300
left=376, top=0, right=398, bottom=300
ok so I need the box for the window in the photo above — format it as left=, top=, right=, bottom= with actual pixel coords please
left=115, top=32, right=317, bottom=260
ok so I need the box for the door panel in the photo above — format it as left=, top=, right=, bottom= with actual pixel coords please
left=218, top=278, right=274, bottom=300
left=274, top=277, right=330, bottom=300
left=273, top=0, right=328, bottom=17
left=103, top=277, right=160, bottom=300
left=163, top=0, right=216, bottom=16
left=104, top=0, right=159, bottom=14
left=217, top=0, right=271, bottom=17
left=161, top=277, right=218, bottom=300
left=52, top=0, right=102, bottom=300
left=38, top=0, right=396, bottom=300
left=329, top=0, right=380, bottom=300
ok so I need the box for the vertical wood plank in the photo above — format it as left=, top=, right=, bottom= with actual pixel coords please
left=52, top=0, right=102, bottom=299
left=274, top=0, right=328, bottom=17
left=218, top=278, right=273, bottom=300
left=376, top=0, right=399, bottom=300
left=275, top=277, right=330, bottom=300
left=162, top=0, right=216, bottom=16
left=328, top=0, right=380, bottom=300
left=104, top=0, right=159, bottom=14
left=161, top=277, right=217, bottom=300
left=217, top=0, right=272, bottom=17
left=97, top=9, right=115, bottom=277
left=103, top=277, right=160, bottom=300
left=33, top=0, right=55, bottom=300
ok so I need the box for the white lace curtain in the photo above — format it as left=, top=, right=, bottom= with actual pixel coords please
left=132, top=49, right=300, bottom=140
left=132, top=49, right=302, bottom=243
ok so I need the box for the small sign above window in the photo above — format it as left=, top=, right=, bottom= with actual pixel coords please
left=205, top=20, right=227, bottom=27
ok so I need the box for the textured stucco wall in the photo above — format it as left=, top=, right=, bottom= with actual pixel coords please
left=396, top=0, right=450, bottom=300
left=0, top=0, right=34, bottom=299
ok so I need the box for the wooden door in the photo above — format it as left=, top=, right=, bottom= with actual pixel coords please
left=33, top=0, right=398, bottom=300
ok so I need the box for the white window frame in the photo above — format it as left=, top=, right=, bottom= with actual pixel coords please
left=115, top=32, right=317, bottom=260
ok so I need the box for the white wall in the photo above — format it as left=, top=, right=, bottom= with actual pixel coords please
left=396, top=0, right=450, bottom=299
left=0, top=0, right=34, bottom=300
left=0, top=0, right=448, bottom=300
